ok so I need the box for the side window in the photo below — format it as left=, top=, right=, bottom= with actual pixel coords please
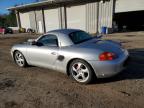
left=38, top=34, right=58, bottom=47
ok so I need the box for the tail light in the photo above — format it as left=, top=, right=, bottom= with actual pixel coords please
left=99, top=52, right=116, bottom=61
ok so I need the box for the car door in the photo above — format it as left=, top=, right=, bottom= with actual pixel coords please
left=27, top=34, right=59, bottom=69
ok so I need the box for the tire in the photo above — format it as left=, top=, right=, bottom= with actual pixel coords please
left=69, top=59, right=95, bottom=84
left=14, top=51, right=27, bottom=67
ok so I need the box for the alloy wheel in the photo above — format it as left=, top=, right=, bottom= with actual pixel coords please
left=15, top=52, right=25, bottom=67
left=71, top=62, right=90, bottom=83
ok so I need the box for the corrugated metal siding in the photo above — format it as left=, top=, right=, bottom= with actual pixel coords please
left=18, top=0, right=114, bottom=34
left=86, top=2, right=98, bottom=34
left=115, top=0, right=144, bottom=13
left=58, top=7, right=67, bottom=29
left=86, top=0, right=113, bottom=33
left=98, top=0, right=113, bottom=32
left=66, top=5, right=86, bottom=31
left=19, top=12, right=31, bottom=29
left=44, top=8, right=60, bottom=32
left=35, top=10, right=44, bottom=33
left=29, top=11, right=37, bottom=32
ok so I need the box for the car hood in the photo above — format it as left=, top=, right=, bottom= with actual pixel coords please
left=74, top=38, right=124, bottom=55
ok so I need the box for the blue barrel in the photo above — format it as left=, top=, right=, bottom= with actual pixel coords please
left=101, top=26, right=107, bottom=34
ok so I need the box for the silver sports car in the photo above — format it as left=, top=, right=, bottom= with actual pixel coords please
left=11, top=29, right=129, bottom=84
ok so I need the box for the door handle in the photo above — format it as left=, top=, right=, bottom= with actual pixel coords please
left=51, top=52, right=57, bottom=55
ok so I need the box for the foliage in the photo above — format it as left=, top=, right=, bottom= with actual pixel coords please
left=0, top=11, right=17, bottom=27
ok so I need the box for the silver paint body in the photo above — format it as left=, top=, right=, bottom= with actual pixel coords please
left=11, top=29, right=129, bottom=78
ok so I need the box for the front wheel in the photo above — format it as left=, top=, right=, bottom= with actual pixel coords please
left=69, top=59, right=95, bottom=84
left=14, top=51, right=27, bottom=67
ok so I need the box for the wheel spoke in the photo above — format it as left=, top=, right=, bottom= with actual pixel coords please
left=72, top=66, right=78, bottom=72
left=15, top=55, right=19, bottom=60
left=81, top=68, right=88, bottom=73
left=15, top=52, right=25, bottom=66
left=20, top=58, right=24, bottom=62
left=77, top=63, right=82, bottom=70
left=20, top=61, right=24, bottom=65
left=71, top=61, right=90, bottom=83
left=75, top=73, right=81, bottom=79
left=16, top=59, right=20, bottom=62
left=81, top=73, right=86, bottom=80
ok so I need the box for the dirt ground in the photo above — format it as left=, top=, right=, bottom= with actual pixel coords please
left=0, top=32, right=144, bottom=108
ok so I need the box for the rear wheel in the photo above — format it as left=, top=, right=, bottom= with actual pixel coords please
left=69, top=59, right=94, bottom=84
left=14, top=51, right=27, bottom=67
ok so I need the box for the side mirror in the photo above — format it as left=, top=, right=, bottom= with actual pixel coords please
left=32, top=41, right=43, bottom=46
left=27, top=39, right=35, bottom=42
left=95, top=35, right=103, bottom=39
left=28, top=39, right=43, bottom=46
left=31, top=41, right=37, bottom=45
left=35, top=42, right=43, bottom=46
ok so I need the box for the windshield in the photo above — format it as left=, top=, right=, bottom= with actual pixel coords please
left=69, top=31, right=93, bottom=44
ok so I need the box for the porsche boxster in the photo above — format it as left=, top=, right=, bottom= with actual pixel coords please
left=11, top=29, right=129, bottom=84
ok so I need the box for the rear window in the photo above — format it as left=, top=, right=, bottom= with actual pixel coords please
left=69, top=31, right=92, bottom=44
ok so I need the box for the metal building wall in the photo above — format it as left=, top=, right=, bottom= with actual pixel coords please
left=66, top=5, right=86, bottom=31
left=35, top=10, right=44, bottom=33
left=44, top=8, right=60, bottom=32
left=29, top=11, right=37, bottom=32
left=115, top=0, right=144, bottom=13
left=86, top=2, right=98, bottom=34
left=18, top=0, right=114, bottom=34
left=19, top=12, right=31, bottom=30
left=98, top=0, right=113, bottom=33
left=58, top=7, right=67, bottom=29
left=85, top=0, right=113, bottom=34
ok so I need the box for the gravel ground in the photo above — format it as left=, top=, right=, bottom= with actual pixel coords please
left=0, top=32, right=144, bottom=108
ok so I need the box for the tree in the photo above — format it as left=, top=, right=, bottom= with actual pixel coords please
left=0, top=15, right=6, bottom=27
left=6, top=11, right=17, bottom=27
left=0, top=11, right=17, bottom=27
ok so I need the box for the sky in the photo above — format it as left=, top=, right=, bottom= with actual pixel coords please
left=0, top=0, right=36, bottom=14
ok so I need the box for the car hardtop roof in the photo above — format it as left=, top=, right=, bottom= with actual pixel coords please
left=48, top=29, right=82, bottom=35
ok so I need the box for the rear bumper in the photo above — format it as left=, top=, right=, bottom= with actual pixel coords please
left=88, top=50, right=129, bottom=78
